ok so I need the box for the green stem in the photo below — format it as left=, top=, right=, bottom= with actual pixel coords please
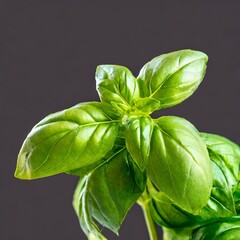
left=138, top=191, right=159, bottom=240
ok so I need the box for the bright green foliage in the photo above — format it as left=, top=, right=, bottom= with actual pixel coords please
left=150, top=133, right=240, bottom=239
left=15, top=102, right=119, bottom=179
left=233, top=181, right=240, bottom=214
left=191, top=217, right=240, bottom=240
left=15, top=49, right=240, bottom=240
left=73, top=176, right=107, bottom=240
left=137, top=50, right=208, bottom=112
left=96, top=65, right=139, bottom=115
left=161, top=227, right=193, bottom=240
left=125, top=115, right=153, bottom=170
left=73, top=141, right=146, bottom=239
left=147, top=117, right=212, bottom=214
left=201, top=133, right=240, bottom=187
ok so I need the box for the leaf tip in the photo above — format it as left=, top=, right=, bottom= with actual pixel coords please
left=193, top=49, right=208, bottom=62
left=14, top=155, right=32, bottom=180
left=14, top=168, right=31, bottom=180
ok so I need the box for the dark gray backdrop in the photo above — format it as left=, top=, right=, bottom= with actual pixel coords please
left=2, top=1, right=240, bottom=240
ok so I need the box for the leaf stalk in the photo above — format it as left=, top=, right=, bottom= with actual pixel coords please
left=138, top=190, right=159, bottom=240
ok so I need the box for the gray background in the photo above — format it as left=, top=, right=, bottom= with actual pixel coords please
left=2, top=1, right=240, bottom=239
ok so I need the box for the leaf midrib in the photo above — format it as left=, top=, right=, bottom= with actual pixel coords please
left=149, top=58, right=205, bottom=98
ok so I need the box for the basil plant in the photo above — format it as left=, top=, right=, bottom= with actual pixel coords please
left=15, top=50, right=240, bottom=240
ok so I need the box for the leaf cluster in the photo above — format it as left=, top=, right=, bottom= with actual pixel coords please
left=15, top=50, right=240, bottom=239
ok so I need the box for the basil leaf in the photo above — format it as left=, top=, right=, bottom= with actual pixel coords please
left=192, top=217, right=240, bottom=240
left=133, top=98, right=161, bottom=114
left=15, top=102, right=119, bottom=179
left=233, top=181, right=240, bottom=214
left=201, top=133, right=240, bottom=188
left=125, top=115, right=153, bottom=170
left=148, top=132, right=239, bottom=229
left=150, top=192, right=198, bottom=228
left=73, top=176, right=107, bottom=240
left=147, top=116, right=212, bottom=214
left=73, top=147, right=146, bottom=239
left=149, top=159, right=236, bottom=229
left=199, top=160, right=236, bottom=218
left=137, top=50, right=208, bottom=112
left=96, top=65, right=139, bottom=113
left=67, top=125, right=126, bottom=177
left=162, top=227, right=193, bottom=240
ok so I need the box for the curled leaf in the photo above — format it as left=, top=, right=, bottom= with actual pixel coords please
left=192, top=217, right=240, bottom=240
left=96, top=65, right=139, bottom=113
left=73, top=145, right=146, bottom=239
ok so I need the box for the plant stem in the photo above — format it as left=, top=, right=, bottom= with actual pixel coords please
left=138, top=191, right=159, bottom=240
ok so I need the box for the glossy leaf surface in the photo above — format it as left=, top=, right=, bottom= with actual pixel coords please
left=149, top=158, right=236, bottom=229
left=147, top=116, right=212, bottom=213
left=73, top=176, right=107, bottom=240
left=15, top=49, right=237, bottom=240
left=201, top=133, right=240, bottom=187
left=96, top=65, right=139, bottom=113
left=125, top=115, right=153, bottom=170
left=162, top=227, right=193, bottom=240
left=67, top=126, right=125, bottom=177
left=137, top=50, right=208, bottom=112
left=149, top=133, right=239, bottom=238
left=15, top=102, right=119, bottom=179
left=73, top=146, right=146, bottom=239
left=192, top=217, right=240, bottom=240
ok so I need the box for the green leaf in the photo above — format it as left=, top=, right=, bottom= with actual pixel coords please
left=233, top=181, right=240, bottom=214
left=199, top=160, right=236, bottom=218
left=125, top=115, right=153, bottom=170
left=149, top=159, right=236, bottom=229
left=73, top=147, right=146, bottom=239
left=67, top=125, right=126, bottom=176
left=150, top=191, right=198, bottom=228
left=201, top=133, right=240, bottom=187
left=147, top=116, right=212, bottom=214
left=148, top=133, right=239, bottom=228
left=134, top=98, right=161, bottom=114
left=73, top=176, right=107, bottom=240
left=162, top=227, right=193, bottom=240
left=137, top=49, right=208, bottom=112
left=96, top=65, right=139, bottom=113
left=15, top=102, right=119, bottom=179
left=191, top=217, right=240, bottom=240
